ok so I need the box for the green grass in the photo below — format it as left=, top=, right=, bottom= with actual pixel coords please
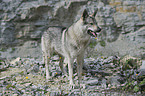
left=0, top=48, right=6, bottom=52
left=6, top=84, right=16, bottom=89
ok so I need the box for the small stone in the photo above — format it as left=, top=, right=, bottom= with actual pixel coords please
left=24, top=83, right=31, bottom=87
left=81, top=84, right=87, bottom=89
left=86, top=78, right=98, bottom=85
left=110, top=76, right=120, bottom=87
left=52, top=55, right=59, bottom=61
left=33, top=64, right=39, bottom=73
left=32, top=85, right=38, bottom=89
left=10, top=57, right=21, bottom=66
left=13, top=94, right=19, bottom=96
left=83, top=76, right=90, bottom=81
left=35, top=92, right=40, bottom=96
left=101, top=79, right=107, bottom=89
left=140, top=60, right=145, bottom=70
left=21, top=90, right=25, bottom=93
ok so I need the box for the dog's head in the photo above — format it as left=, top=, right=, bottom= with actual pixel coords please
left=81, top=9, right=101, bottom=37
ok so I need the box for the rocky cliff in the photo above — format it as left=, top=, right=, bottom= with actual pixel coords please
left=0, top=0, right=145, bottom=59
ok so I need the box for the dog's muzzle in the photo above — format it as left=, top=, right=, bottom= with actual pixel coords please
left=87, top=28, right=101, bottom=37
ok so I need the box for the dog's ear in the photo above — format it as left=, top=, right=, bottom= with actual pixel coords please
left=82, top=9, right=89, bottom=20
left=92, top=9, right=98, bottom=17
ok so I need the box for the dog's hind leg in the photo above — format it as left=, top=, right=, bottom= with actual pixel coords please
left=68, top=57, right=74, bottom=85
left=44, top=53, right=51, bottom=80
left=41, top=37, right=51, bottom=80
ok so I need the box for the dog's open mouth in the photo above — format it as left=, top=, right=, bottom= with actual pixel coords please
left=87, top=30, right=100, bottom=37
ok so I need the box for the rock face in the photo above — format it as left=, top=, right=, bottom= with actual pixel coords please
left=0, top=0, right=145, bottom=59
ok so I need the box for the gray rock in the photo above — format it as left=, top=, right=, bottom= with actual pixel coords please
left=0, top=93, right=3, bottom=96
left=84, top=58, right=96, bottom=65
left=101, top=79, right=107, bottom=89
left=140, top=60, right=145, bottom=70
left=83, top=76, right=90, bottom=81
left=21, top=90, right=25, bottom=94
left=103, top=56, right=114, bottom=64
left=32, top=85, right=38, bottom=89
left=139, top=60, right=145, bottom=76
left=51, top=55, right=59, bottom=61
left=35, top=92, right=40, bottom=96
left=109, top=76, right=120, bottom=87
left=24, top=83, right=32, bottom=87
left=9, top=57, right=21, bottom=67
left=86, top=78, right=98, bottom=85
left=32, top=64, right=39, bottom=73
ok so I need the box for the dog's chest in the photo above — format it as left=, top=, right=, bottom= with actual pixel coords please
left=67, top=37, right=90, bottom=52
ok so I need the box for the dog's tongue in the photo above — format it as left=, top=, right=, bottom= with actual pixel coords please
left=90, top=31, right=97, bottom=37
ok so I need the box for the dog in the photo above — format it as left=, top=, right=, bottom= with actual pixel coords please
left=41, top=9, right=101, bottom=85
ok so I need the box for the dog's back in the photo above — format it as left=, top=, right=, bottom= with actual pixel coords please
left=41, top=26, right=66, bottom=56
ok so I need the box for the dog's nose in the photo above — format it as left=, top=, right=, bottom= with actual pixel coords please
left=96, top=27, right=101, bottom=32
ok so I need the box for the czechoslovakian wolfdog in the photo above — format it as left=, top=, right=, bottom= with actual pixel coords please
left=41, top=9, right=101, bottom=85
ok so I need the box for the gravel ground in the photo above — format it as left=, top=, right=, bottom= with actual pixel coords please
left=0, top=56, right=143, bottom=96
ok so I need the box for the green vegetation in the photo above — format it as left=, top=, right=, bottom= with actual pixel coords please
left=10, top=48, right=16, bottom=53
left=140, top=47, right=145, bottom=50
left=121, top=57, right=144, bottom=93
left=0, top=59, right=4, bottom=62
left=122, top=58, right=139, bottom=71
left=122, top=77, right=145, bottom=92
left=6, top=84, right=16, bottom=89
left=19, top=71, right=24, bottom=75
left=0, top=48, right=6, bottom=52
left=133, top=86, right=139, bottom=92
left=89, top=41, right=97, bottom=48
left=139, top=78, right=145, bottom=86
left=99, top=41, right=106, bottom=47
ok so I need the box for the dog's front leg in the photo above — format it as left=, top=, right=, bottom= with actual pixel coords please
left=68, top=57, right=74, bottom=85
left=59, top=55, right=67, bottom=75
left=77, top=53, right=84, bottom=84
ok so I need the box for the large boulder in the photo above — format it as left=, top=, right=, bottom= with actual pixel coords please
left=95, top=27, right=145, bottom=59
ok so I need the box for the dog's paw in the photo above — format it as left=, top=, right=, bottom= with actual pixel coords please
left=69, top=84, right=81, bottom=89
left=69, top=84, right=76, bottom=89
left=46, top=78, right=54, bottom=82
left=46, top=76, right=53, bottom=81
